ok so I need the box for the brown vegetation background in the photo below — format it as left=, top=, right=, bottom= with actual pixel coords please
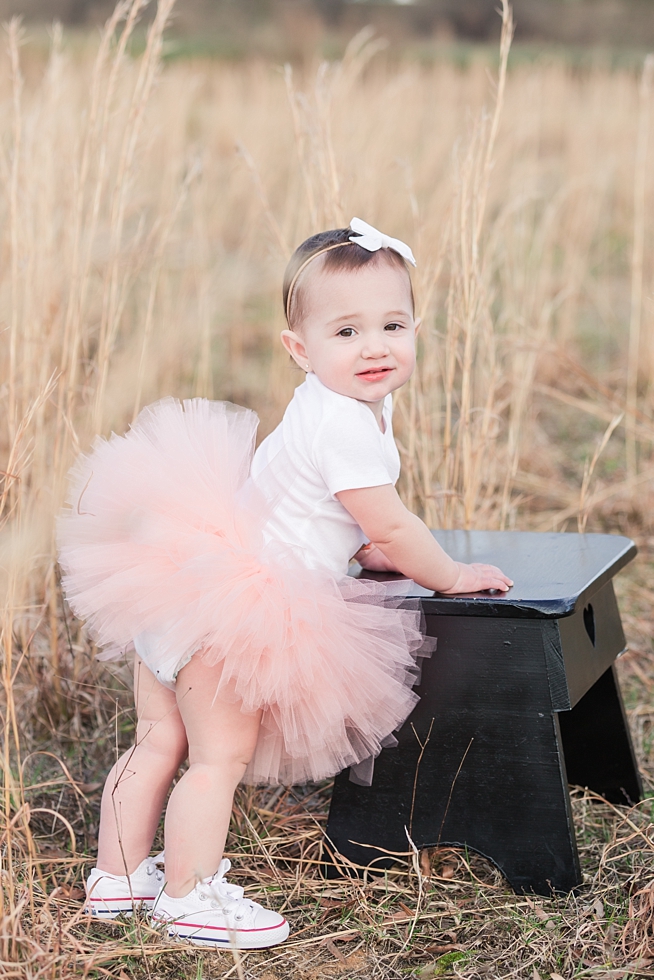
left=0, top=1, right=654, bottom=977
left=4, top=0, right=654, bottom=49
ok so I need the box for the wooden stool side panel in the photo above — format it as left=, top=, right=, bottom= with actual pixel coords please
left=558, top=581, right=626, bottom=708
left=326, top=615, right=582, bottom=894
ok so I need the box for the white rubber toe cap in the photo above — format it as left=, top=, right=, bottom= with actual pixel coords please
left=253, top=906, right=286, bottom=930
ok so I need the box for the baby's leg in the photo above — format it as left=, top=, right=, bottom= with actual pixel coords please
left=163, top=655, right=262, bottom=897
left=96, top=657, right=188, bottom=875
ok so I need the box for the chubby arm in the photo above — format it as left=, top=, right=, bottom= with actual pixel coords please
left=338, top=484, right=513, bottom=594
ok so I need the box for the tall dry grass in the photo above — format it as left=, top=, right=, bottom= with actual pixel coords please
left=1, top=0, right=654, bottom=974
left=2, top=3, right=654, bottom=565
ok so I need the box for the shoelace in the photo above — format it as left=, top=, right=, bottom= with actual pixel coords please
left=144, top=851, right=165, bottom=884
left=199, top=859, right=256, bottom=921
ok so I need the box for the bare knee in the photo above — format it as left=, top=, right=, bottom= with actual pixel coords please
left=188, top=737, right=256, bottom=774
left=186, top=759, right=248, bottom=792
left=136, top=714, right=188, bottom=768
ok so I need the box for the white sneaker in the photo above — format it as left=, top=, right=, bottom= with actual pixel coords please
left=85, top=852, right=165, bottom=918
left=152, top=859, right=290, bottom=949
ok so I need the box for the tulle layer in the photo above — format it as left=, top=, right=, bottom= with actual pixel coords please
left=58, top=398, right=429, bottom=785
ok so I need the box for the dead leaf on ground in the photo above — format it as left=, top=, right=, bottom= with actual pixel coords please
left=52, top=885, right=85, bottom=901
left=384, top=910, right=409, bottom=922
left=324, top=937, right=347, bottom=963
left=420, top=849, right=431, bottom=877
left=38, top=846, right=70, bottom=858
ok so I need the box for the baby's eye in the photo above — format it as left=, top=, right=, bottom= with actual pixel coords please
left=384, top=322, right=404, bottom=331
left=337, top=327, right=355, bottom=338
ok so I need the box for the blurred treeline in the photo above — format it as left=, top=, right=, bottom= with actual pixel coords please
left=4, top=0, right=654, bottom=52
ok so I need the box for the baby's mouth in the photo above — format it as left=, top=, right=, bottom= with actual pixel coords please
left=356, top=367, right=393, bottom=381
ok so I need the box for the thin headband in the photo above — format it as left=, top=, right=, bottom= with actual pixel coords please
left=284, top=217, right=416, bottom=324
left=285, top=241, right=352, bottom=323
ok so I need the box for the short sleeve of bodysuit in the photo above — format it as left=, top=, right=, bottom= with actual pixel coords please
left=312, top=402, right=395, bottom=497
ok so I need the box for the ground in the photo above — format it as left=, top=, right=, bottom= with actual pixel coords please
left=5, top=539, right=653, bottom=980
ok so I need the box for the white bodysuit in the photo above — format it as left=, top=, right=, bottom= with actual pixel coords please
left=251, top=372, right=401, bottom=575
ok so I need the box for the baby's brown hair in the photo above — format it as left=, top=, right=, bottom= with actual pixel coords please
left=283, top=228, right=415, bottom=331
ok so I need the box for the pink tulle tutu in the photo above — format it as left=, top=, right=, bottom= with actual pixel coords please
left=57, top=398, right=429, bottom=785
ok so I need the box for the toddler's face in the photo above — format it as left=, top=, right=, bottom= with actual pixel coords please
left=282, top=260, right=419, bottom=407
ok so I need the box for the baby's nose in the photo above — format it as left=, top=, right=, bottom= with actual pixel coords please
left=362, top=339, right=390, bottom=357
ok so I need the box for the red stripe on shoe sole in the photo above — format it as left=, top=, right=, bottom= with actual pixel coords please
left=168, top=918, right=288, bottom=934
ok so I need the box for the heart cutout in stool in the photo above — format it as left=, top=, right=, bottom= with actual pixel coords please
left=583, top=603, right=596, bottom=647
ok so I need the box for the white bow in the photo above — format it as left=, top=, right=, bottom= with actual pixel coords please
left=348, top=216, right=416, bottom=267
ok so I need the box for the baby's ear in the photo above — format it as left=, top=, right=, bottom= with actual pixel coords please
left=414, top=317, right=422, bottom=336
left=280, top=329, right=308, bottom=368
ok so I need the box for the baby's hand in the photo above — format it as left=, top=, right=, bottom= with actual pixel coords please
left=355, top=543, right=399, bottom=573
left=440, top=562, right=513, bottom=595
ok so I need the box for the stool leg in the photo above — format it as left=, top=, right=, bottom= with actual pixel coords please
left=326, top=715, right=582, bottom=894
left=558, top=665, right=642, bottom=805
left=326, top=616, right=583, bottom=895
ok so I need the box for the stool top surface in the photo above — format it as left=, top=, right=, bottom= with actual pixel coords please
left=353, top=531, right=636, bottom=619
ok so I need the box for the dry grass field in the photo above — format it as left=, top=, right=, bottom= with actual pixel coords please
left=1, top=1, right=654, bottom=977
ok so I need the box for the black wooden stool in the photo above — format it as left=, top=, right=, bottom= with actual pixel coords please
left=326, top=531, right=641, bottom=895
